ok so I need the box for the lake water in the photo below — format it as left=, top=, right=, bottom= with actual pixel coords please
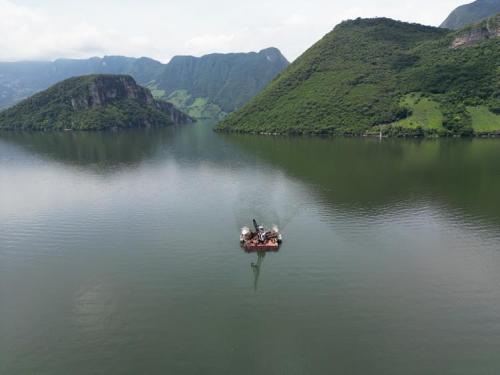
left=1, top=122, right=500, bottom=374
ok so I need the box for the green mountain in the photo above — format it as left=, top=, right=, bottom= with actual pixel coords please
left=0, top=57, right=164, bottom=109
left=216, top=16, right=500, bottom=137
left=0, top=49, right=289, bottom=119
left=0, top=75, right=193, bottom=131
left=154, top=48, right=289, bottom=117
left=441, top=0, right=500, bottom=29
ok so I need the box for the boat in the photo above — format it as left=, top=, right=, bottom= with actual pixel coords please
left=240, top=219, right=282, bottom=252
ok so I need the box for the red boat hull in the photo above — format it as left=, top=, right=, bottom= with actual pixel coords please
left=242, top=240, right=280, bottom=253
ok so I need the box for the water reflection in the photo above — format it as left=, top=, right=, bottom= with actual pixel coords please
left=2, top=122, right=500, bottom=227
left=0, top=122, right=244, bottom=173
left=0, top=126, right=194, bottom=171
left=2, top=121, right=500, bottom=374
left=244, top=248, right=281, bottom=292
left=223, top=134, right=500, bottom=226
left=251, top=252, right=266, bottom=292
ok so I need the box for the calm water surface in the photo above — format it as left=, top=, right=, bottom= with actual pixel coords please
left=1, top=122, right=500, bottom=374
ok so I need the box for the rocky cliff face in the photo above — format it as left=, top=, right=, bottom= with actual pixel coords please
left=155, top=100, right=194, bottom=125
left=66, top=75, right=193, bottom=124
left=452, top=14, right=500, bottom=47
left=70, top=75, right=154, bottom=110
left=0, top=74, right=193, bottom=130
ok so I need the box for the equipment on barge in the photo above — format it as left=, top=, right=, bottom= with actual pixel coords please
left=240, top=219, right=282, bottom=252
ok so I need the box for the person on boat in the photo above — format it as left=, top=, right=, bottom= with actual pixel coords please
left=257, top=225, right=267, bottom=243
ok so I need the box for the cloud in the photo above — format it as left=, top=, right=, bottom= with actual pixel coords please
left=0, top=0, right=467, bottom=62
left=283, top=14, right=308, bottom=27
left=185, top=33, right=236, bottom=55
left=0, top=0, right=160, bottom=61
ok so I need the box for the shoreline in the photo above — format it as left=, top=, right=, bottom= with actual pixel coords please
left=214, top=128, right=500, bottom=139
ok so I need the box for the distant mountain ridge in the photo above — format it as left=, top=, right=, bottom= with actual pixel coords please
left=0, top=75, right=193, bottom=130
left=441, top=0, right=500, bottom=29
left=0, top=48, right=289, bottom=119
left=158, top=48, right=289, bottom=114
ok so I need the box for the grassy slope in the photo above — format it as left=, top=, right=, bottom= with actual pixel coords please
left=147, top=82, right=167, bottom=99
left=469, top=105, right=500, bottom=132
left=387, top=97, right=500, bottom=135
left=147, top=83, right=226, bottom=120
left=391, top=94, right=443, bottom=130
left=165, top=90, right=226, bottom=120
left=217, top=17, right=500, bottom=136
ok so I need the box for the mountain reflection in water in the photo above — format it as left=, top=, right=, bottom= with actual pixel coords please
left=1, top=121, right=500, bottom=374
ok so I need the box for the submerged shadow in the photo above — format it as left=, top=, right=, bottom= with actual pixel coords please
left=245, top=249, right=280, bottom=292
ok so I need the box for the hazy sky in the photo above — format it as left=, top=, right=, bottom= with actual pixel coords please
left=0, top=0, right=467, bottom=62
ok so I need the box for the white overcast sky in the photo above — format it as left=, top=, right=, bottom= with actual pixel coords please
left=0, top=0, right=467, bottom=62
